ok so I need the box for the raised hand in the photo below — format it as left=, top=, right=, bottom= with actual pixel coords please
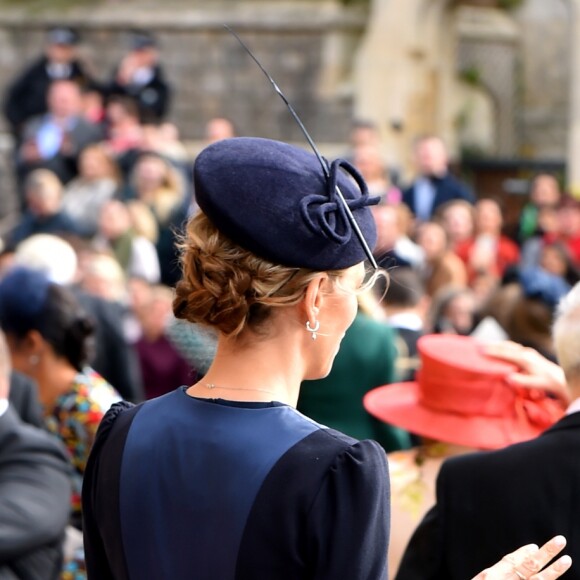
left=472, top=535, right=571, bottom=580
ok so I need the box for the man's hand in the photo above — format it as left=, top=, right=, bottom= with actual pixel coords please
left=473, top=535, right=572, bottom=580
left=484, top=341, right=570, bottom=404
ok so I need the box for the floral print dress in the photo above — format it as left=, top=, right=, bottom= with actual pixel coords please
left=44, top=367, right=121, bottom=579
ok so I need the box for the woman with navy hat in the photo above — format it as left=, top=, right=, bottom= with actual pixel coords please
left=82, top=137, right=389, bottom=579
left=82, top=137, right=570, bottom=580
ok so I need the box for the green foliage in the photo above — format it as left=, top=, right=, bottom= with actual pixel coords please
left=339, top=0, right=369, bottom=6
left=459, top=66, right=482, bottom=87
left=497, top=0, right=524, bottom=10
left=460, top=143, right=490, bottom=160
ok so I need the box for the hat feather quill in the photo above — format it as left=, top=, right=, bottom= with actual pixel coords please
left=224, top=25, right=378, bottom=270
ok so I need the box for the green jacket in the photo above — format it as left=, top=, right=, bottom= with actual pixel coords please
left=298, top=312, right=411, bottom=452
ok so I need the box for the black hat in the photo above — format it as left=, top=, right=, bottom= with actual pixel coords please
left=47, top=27, right=79, bottom=46
left=129, top=30, right=157, bottom=51
left=194, top=137, right=378, bottom=271
left=0, top=267, right=51, bottom=336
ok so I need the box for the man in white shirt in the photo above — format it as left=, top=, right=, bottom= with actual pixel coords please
left=3, top=27, right=92, bottom=140
left=106, top=30, right=171, bottom=123
left=402, top=135, right=475, bottom=221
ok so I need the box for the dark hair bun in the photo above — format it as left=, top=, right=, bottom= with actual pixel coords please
left=41, top=285, right=96, bottom=371
left=64, top=314, right=96, bottom=371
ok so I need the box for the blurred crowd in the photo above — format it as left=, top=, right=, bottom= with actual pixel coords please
left=0, top=24, right=578, bottom=580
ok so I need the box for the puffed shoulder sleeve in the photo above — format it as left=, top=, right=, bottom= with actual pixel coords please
left=307, top=439, right=390, bottom=580
left=83, top=400, right=138, bottom=580
left=93, top=400, right=135, bottom=440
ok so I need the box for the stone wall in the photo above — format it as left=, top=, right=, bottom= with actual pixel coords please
left=0, top=0, right=573, bottom=162
left=514, top=0, right=571, bottom=160
left=0, top=1, right=367, bottom=144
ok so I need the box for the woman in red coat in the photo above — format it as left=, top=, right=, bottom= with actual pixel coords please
left=455, top=198, right=520, bottom=285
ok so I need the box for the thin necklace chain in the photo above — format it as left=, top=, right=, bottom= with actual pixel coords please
left=203, top=383, right=277, bottom=396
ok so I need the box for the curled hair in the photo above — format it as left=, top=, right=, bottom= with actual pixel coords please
left=173, top=212, right=382, bottom=338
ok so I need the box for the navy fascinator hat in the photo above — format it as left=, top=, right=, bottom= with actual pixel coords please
left=0, top=267, right=52, bottom=336
left=519, top=267, right=571, bottom=308
left=194, top=137, right=379, bottom=271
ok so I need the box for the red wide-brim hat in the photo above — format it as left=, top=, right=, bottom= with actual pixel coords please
left=364, top=335, right=563, bottom=450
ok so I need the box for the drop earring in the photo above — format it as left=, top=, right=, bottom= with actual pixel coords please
left=306, top=320, right=320, bottom=340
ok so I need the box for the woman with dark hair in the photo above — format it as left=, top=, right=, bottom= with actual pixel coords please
left=0, top=267, right=120, bottom=530
left=540, top=241, right=580, bottom=286
left=429, top=286, right=478, bottom=336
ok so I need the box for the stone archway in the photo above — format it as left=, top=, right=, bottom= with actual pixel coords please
left=351, top=0, right=519, bottom=176
left=351, top=0, right=458, bottom=176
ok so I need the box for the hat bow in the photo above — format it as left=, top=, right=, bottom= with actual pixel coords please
left=299, top=159, right=380, bottom=245
left=513, top=387, right=564, bottom=433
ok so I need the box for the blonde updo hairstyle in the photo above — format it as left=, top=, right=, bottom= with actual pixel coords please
left=173, top=212, right=358, bottom=338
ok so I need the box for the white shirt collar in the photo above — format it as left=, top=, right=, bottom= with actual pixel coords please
left=387, top=312, right=424, bottom=332
left=0, top=399, right=8, bottom=418
left=566, top=397, right=580, bottom=416
left=414, top=177, right=436, bottom=221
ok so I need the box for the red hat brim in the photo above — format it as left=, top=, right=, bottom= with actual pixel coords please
left=364, top=382, right=545, bottom=450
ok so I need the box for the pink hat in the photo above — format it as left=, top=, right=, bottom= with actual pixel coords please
left=364, top=335, right=563, bottom=450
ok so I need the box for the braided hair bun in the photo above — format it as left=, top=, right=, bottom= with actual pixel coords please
left=173, top=213, right=324, bottom=338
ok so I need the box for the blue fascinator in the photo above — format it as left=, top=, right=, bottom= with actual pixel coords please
left=194, top=137, right=379, bottom=271
left=519, top=267, right=571, bottom=308
left=0, top=267, right=52, bottom=336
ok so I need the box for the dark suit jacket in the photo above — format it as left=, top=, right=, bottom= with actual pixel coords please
left=8, top=372, right=43, bottom=429
left=396, top=412, right=580, bottom=580
left=7, top=211, right=82, bottom=250
left=106, top=63, right=171, bottom=123
left=18, top=114, right=104, bottom=184
left=402, top=173, right=475, bottom=220
left=3, top=56, right=92, bottom=135
left=73, top=290, right=144, bottom=403
left=0, top=406, right=71, bottom=579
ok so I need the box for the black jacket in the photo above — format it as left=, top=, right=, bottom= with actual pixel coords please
left=402, top=173, right=475, bottom=220
left=3, top=56, right=92, bottom=135
left=8, top=372, right=43, bottom=429
left=0, top=406, right=71, bottom=579
left=396, top=412, right=580, bottom=580
left=73, top=290, right=144, bottom=403
left=16, top=114, right=104, bottom=185
left=106, top=64, right=171, bottom=123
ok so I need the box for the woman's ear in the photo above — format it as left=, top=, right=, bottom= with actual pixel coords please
left=21, top=330, right=45, bottom=356
left=302, top=274, right=327, bottom=323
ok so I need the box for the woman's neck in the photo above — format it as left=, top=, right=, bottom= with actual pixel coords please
left=188, top=329, right=305, bottom=407
left=34, top=359, right=79, bottom=409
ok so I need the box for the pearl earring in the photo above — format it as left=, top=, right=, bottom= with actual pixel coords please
left=29, top=355, right=40, bottom=366
left=306, top=320, right=320, bottom=340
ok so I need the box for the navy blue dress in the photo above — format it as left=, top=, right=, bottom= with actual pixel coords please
left=82, top=387, right=390, bottom=579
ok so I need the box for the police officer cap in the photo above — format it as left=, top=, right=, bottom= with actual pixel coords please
left=47, top=27, right=79, bottom=46
left=129, top=30, right=158, bottom=51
